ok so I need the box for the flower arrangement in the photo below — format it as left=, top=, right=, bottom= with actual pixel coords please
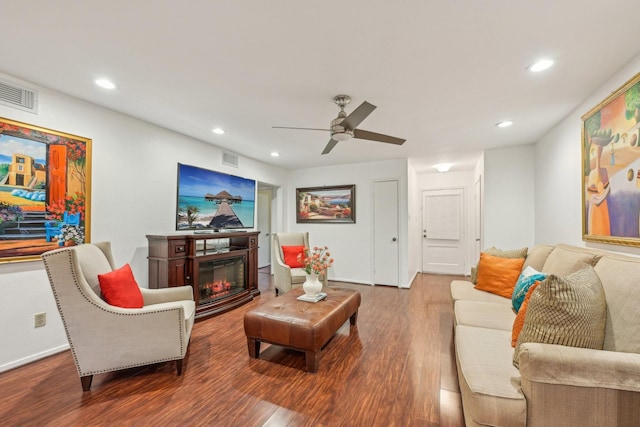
left=46, top=192, right=86, bottom=221
left=297, top=246, right=334, bottom=275
left=57, top=224, right=85, bottom=246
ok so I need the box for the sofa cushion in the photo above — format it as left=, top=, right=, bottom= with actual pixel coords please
left=522, top=244, right=554, bottom=271
left=455, top=325, right=526, bottom=426
left=454, top=300, right=515, bottom=331
left=475, top=253, right=525, bottom=298
left=541, top=245, right=601, bottom=276
left=593, top=254, right=640, bottom=352
left=514, top=267, right=607, bottom=367
left=451, top=280, right=512, bottom=305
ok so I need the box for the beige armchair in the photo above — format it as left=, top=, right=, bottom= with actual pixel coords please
left=272, top=232, right=328, bottom=295
left=41, top=242, right=195, bottom=391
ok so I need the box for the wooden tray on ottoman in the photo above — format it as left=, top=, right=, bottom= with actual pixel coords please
left=243, top=287, right=361, bottom=372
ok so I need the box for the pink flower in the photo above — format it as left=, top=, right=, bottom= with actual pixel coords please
left=299, top=246, right=334, bottom=275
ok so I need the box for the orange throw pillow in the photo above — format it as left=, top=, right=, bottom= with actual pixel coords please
left=98, top=264, right=144, bottom=308
left=511, top=281, right=540, bottom=346
left=281, top=245, right=306, bottom=268
left=475, top=252, right=525, bottom=298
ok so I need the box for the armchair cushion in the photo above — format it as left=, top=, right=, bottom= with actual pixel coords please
left=281, top=245, right=306, bottom=268
left=98, top=263, right=144, bottom=308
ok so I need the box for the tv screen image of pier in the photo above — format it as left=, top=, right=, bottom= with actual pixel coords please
left=176, top=163, right=256, bottom=230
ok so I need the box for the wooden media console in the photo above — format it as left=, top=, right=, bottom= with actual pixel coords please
left=147, top=231, right=260, bottom=319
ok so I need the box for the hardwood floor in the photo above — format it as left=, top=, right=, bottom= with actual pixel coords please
left=0, top=271, right=465, bottom=427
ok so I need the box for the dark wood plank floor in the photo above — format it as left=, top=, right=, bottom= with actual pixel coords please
left=0, top=270, right=465, bottom=427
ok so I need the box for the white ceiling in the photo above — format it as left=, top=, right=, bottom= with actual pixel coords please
left=2, top=1, right=639, bottom=172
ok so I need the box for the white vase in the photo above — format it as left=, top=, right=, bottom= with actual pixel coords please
left=303, top=272, right=323, bottom=297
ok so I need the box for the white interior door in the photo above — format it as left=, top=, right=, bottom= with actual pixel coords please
left=373, top=180, right=399, bottom=286
left=422, top=188, right=466, bottom=274
left=257, top=189, right=271, bottom=268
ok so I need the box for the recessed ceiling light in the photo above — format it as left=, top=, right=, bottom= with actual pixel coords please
left=212, top=128, right=226, bottom=135
left=434, top=163, right=452, bottom=173
left=496, top=121, right=513, bottom=128
left=528, top=59, right=554, bottom=72
left=270, top=152, right=280, bottom=157
left=95, top=78, right=116, bottom=89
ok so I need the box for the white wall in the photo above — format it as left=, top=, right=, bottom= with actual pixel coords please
left=484, top=144, right=536, bottom=250
left=416, top=169, right=475, bottom=274
left=0, top=73, right=288, bottom=371
left=535, top=53, right=640, bottom=257
left=286, top=159, right=411, bottom=286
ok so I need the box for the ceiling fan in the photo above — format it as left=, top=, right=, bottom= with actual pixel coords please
left=273, top=95, right=406, bottom=155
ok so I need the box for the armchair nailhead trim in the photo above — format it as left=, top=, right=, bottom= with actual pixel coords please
left=42, top=249, right=187, bottom=376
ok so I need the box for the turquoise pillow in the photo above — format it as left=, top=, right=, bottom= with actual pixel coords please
left=512, top=271, right=547, bottom=312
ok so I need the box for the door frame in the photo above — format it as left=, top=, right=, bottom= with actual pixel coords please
left=256, top=181, right=282, bottom=276
left=371, top=177, right=400, bottom=287
left=474, top=175, right=482, bottom=269
left=257, top=187, right=273, bottom=268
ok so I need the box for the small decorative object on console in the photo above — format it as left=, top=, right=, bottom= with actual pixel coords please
left=297, top=291, right=327, bottom=303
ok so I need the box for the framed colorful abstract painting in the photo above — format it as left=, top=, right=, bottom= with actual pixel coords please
left=0, top=117, right=92, bottom=262
left=582, top=71, right=640, bottom=247
left=296, top=184, right=355, bottom=223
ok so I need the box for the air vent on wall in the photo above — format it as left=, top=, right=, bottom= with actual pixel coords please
left=222, top=151, right=239, bottom=168
left=0, top=78, right=38, bottom=114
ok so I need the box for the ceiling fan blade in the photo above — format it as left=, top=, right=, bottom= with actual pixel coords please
left=322, top=138, right=339, bottom=155
left=353, top=129, right=406, bottom=145
left=272, top=126, right=329, bottom=131
left=339, top=101, right=376, bottom=130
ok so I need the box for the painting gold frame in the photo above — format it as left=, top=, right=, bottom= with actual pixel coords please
left=582, top=71, right=640, bottom=247
left=296, top=184, right=355, bottom=223
left=0, top=117, right=92, bottom=262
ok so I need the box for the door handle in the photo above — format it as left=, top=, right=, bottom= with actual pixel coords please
left=392, top=237, right=397, bottom=242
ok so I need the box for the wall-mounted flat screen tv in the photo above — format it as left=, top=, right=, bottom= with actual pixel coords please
left=176, top=163, right=256, bottom=231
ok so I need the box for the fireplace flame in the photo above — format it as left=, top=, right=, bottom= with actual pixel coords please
left=201, top=280, right=234, bottom=299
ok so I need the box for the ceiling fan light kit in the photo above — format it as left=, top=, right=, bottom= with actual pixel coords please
left=273, top=94, right=406, bottom=155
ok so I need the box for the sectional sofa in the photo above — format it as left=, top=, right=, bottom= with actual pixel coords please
left=451, top=243, right=640, bottom=426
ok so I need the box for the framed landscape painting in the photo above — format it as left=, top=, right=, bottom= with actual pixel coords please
left=0, top=118, right=92, bottom=262
left=582, top=71, right=640, bottom=247
left=296, top=184, right=355, bottom=223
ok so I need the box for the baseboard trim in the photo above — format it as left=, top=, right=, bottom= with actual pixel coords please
left=329, top=277, right=372, bottom=286
left=0, top=344, right=69, bottom=373
left=330, top=274, right=417, bottom=288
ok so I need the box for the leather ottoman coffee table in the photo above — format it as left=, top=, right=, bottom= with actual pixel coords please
left=243, top=287, right=361, bottom=372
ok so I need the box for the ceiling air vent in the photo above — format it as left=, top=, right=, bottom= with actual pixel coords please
left=222, top=151, right=239, bottom=168
left=0, top=79, right=38, bottom=114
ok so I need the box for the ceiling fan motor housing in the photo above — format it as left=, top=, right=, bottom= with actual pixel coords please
left=330, top=111, right=353, bottom=141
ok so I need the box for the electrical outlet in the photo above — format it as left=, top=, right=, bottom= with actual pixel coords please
left=34, top=312, right=46, bottom=328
